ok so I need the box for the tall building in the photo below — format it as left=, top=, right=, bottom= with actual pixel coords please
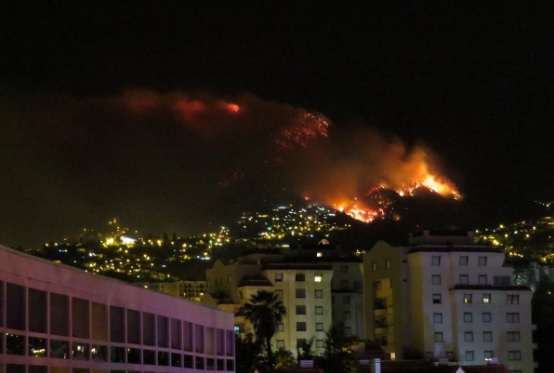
left=0, top=244, right=234, bottom=373
left=205, top=249, right=334, bottom=357
left=363, top=230, right=536, bottom=373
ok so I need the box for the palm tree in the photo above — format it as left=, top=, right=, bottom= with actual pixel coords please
left=241, top=290, right=286, bottom=366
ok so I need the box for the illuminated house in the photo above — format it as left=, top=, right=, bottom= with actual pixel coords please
left=363, top=230, right=536, bottom=373
left=0, top=244, right=234, bottom=373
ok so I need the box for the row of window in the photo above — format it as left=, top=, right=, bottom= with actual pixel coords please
left=432, top=293, right=520, bottom=304
left=425, top=350, right=522, bottom=362
left=276, top=338, right=326, bottom=350
left=370, top=260, right=391, bottom=272
left=290, top=289, right=325, bottom=298
left=295, top=305, right=325, bottom=314
left=431, top=274, right=492, bottom=286
left=0, top=281, right=233, bottom=356
left=433, top=331, right=521, bottom=343
left=433, top=312, right=520, bottom=323
left=0, top=333, right=234, bottom=370
left=431, top=255, right=488, bottom=266
left=275, top=273, right=323, bottom=282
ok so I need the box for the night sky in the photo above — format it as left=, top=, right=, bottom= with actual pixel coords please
left=1, top=2, right=552, bottom=247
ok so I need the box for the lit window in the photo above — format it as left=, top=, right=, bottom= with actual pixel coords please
left=433, top=294, right=442, bottom=304
left=478, top=256, right=487, bottom=266
left=314, top=275, right=322, bottom=283
left=506, top=294, right=519, bottom=304
left=432, top=256, right=441, bottom=265
left=463, top=312, right=473, bottom=322
left=482, top=294, right=491, bottom=304
left=432, top=275, right=441, bottom=285
left=482, top=312, right=492, bottom=323
left=463, top=294, right=472, bottom=304
left=464, top=331, right=473, bottom=342
left=434, top=332, right=443, bottom=342
left=316, top=252, right=323, bottom=258
left=433, top=313, right=443, bottom=323
left=459, top=256, right=469, bottom=266
left=483, top=331, right=492, bottom=342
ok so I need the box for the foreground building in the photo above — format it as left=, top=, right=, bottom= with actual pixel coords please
left=363, top=230, right=536, bottom=373
left=0, top=244, right=234, bottom=373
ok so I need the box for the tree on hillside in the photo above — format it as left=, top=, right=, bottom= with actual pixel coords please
left=241, top=290, right=287, bottom=367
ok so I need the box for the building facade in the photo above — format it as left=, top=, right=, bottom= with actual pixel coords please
left=0, top=244, right=234, bottom=373
left=363, top=231, right=535, bottom=373
left=143, top=281, right=208, bottom=303
left=205, top=250, right=334, bottom=357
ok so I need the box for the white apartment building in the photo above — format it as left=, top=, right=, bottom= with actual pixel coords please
left=363, top=230, right=535, bottom=373
left=205, top=250, right=333, bottom=357
left=0, top=244, right=234, bottom=373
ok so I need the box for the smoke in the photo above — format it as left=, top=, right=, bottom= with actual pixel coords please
left=0, top=90, right=458, bottom=246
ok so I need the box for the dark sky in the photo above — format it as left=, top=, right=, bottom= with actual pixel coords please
left=1, top=1, right=553, bottom=247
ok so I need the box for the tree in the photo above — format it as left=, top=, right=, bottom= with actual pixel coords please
left=235, top=333, right=262, bottom=373
left=316, top=325, right=357, bottom=373
left=241, top=290, right=287, bottom=367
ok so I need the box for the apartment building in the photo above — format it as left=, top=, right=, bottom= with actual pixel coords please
left=143, top=280, right=207, bottom=303
left=363, top=230, right=535, bottom=373
left=205, top=250, right=333, bottom=356
left=0, top=244, right=234, bottom=373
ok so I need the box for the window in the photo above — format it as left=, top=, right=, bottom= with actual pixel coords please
left=314, top=274, right=322, bottom=282
left=478, top=275, right=487, bottom=285
left=507, top=313, right=520, bottom=323
left=507, top=331, right=521, bottom=342
left=296, top=273, right=305, bottom=282
left=463, top=312, right=473, bottom=322
left=483, top=331, right=492, bottom=342
left=447, top=351, right=454, bottom=360
left=277, top=323, right=284, bottom=332
left=372, top=262, right=377, bottom=272
left=434, top=332, right=443, bottom=343
left=343, top=295, right=351, bottom=304
left=315, top=306, right=323, bottom=315
left=459, top=256, right=469, bottom=266
left=508, top=351, right=521, bottom=361
left=463, top=294, right=473, bottom=304
left=433, top=294, right=442, bottom=304
left=315, top=323, right=324, bottom=331
left=432, top=275, right=441, bottom=285
left=482, top=294, right=491, bottom=304
left=494, top=276, right=511, bottom=286
left=432, top=256, right=441, bottom=265
left=296, top=288, right=306, bottom=298
left=314, top=289, right=323, bottom=299
left=483, top=312, right=492, bottom=323
left=465, top=351, right=474, bottom=361
left=296, top=305, right=306, bottom=315
left=316, top=339, right=324, bottom=348
left=276, top=340, right=285, bottom=349
left=275, top=273, right=283, bottom=282
left=354, top=280, right=362, bottom=290
left=506, top=294, right=519, bottom=304
left=343, top=311, right=351, bottom=320
left=459, top=274, right=469, bottom=284
left=340, top=280, right=349, bottom=289
left=373, top=281, right=381, bottom=290
left=484, top=350, right=493, bottom=359
left=478, top=256, right=487, bottom=266
left=296, top=322, right=307, bottom=332
left=433, top=313, right=443, bottom=324
left=385, top=260, right=391, bottom=269
left=464, top=331, right=474, bottom=342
